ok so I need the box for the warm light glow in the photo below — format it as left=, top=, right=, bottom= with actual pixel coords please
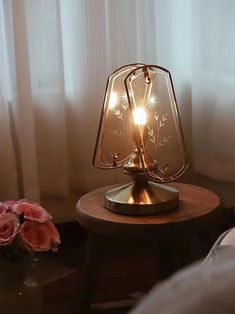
left=109, top=92, right=118, bottom=109
left=133, top=108, right=147, bottom=125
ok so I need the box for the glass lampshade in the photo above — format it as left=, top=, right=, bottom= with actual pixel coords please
left=93, top=63, right=145, bottom=169
left=94, top=64, right=187, bottom=183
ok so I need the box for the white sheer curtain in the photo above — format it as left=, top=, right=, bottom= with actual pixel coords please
left=191, top=1, right=235, bottom=181
left=0, top=0, right=234, bottom=202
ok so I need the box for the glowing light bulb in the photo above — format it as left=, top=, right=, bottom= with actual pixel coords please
left=109, top=92, right=118, bottom=110
left=133, top=108, right=147, bottom=125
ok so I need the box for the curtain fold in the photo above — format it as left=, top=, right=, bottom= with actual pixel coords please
left=12, top=0, right=40, bottom=200
left=0, top=0, right=18, bottom=200
left=0, top=0, right=234, bottom=203
left=191, top=0, right=235, bottom=181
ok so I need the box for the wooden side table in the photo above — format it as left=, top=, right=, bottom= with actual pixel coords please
left=73, top=182, right=221, bottom=314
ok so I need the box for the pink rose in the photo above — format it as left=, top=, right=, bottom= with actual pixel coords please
left=12, top=201, right=52, bottom=223
left=0, top=200, right=19, bottom=213
left=0, top=213, right=20, bottom=245
left=0, top=203, right=7, bottom=214
left=19, top=221, right=61, bottom=252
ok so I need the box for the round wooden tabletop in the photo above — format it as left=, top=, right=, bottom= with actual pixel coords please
left=76, top=182, right=221, bottom=237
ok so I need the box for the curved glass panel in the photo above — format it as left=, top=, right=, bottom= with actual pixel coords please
left=93, top=63, right=145, bottom=169
left=125, top=65, right=187, bottom=182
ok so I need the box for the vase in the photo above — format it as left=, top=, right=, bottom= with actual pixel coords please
left=0, top=260, right=43, bottom=314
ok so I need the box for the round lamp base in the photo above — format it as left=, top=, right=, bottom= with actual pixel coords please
left=105, top=181, right=179, bottom=216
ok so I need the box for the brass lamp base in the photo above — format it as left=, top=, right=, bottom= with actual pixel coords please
left=105, top=180, right=179, bottom=216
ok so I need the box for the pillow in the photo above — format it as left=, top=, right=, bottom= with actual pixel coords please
left=130, top=230, right=235, bottom=314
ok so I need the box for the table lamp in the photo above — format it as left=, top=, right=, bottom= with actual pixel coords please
left=93, top=64, right=187, bottom=215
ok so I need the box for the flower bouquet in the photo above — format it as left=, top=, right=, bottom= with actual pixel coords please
left=0, top=200, right=61, bottom=262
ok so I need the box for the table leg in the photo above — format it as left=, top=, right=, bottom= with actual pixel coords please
left=71, top=232, right=104, bottom=314
left=155, top=232, right=194, bottom=279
